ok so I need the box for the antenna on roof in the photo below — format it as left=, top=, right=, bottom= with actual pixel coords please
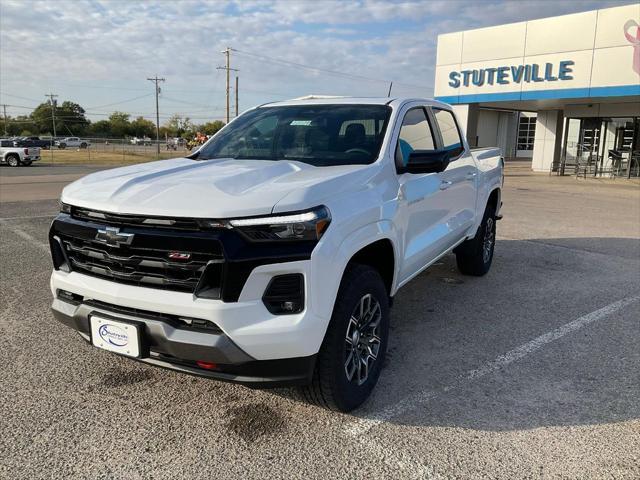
left=387, top=82, right=393, bottom=97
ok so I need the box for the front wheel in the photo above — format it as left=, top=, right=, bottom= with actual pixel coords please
left=300, top=264, right=390, bottom=412
left=455, top=204, right=496, bottom=276
left=80, top=142, right=87, bottom=149
left=58, top=144, right=66, bottom=149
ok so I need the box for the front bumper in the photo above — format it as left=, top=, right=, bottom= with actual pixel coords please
left=51, top=295, right=316, bottom=387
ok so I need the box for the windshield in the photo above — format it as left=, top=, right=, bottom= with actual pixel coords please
left=197, top=104, right=391, bottom=167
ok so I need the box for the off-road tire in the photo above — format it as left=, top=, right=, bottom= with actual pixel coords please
left=455, top=204, right=496, bottom=276
left=300, top=264, right=390, bottom=412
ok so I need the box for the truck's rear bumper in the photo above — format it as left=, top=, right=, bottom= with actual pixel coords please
left=51, top=296, right=316, bottom=387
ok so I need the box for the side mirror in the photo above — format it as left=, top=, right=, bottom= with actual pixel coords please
left=401, top=150, right=450, bottom=174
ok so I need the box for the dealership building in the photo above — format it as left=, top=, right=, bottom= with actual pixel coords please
left=434, top=3, right=640, bottom=176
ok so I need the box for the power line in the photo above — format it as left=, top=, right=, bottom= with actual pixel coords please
left=86, top=93, right=154, bottom=110
left=233, top=48, right=432, bottom=91
left=0, top=92, right=44, bottom=103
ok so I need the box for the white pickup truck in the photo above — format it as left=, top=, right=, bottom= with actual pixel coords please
left=49, top=97, right=503, bottom=411
left=0, top=139, right=41, bottom=166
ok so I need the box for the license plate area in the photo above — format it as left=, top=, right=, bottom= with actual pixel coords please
left=89, top=314, right=145, bottom=358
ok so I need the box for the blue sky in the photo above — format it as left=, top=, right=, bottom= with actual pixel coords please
left=0, top=0, right=633, bottom=123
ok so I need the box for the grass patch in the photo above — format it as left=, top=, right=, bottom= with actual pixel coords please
left=38, top=148, right=188, bottom=165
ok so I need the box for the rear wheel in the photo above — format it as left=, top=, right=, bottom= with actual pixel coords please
left=300, top=264, right=389, bottom=412
left=455, top=204, right=496, bottom=276
left=80, top=142, right=87, bottom=149
left=6, top=154, right=20, bottom=167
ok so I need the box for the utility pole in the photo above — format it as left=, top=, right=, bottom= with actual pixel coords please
left=1, top=104, right=7, bottom=135
left=45, top=93, right=58, bottom=141
left=217, top=47, right=238, bottom=124
left=235, top=76, right=239, bottom=117
left=147, top=75, right=165, bottom=156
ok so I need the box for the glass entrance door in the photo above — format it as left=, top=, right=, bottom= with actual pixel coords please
left=560, top=118, right=601, bottom=175
left=561, top=117, right=639, bottom=177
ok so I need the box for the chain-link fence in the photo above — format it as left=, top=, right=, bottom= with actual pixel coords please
left=38, top=137, right=193, bottom=165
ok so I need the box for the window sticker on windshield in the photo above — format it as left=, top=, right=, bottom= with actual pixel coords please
left=290, top=120, right=312, bottom=126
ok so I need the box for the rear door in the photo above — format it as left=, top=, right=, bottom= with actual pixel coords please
left=430, top=107, right=478, bottom=243
left=395, top=106, right=452, bottom=283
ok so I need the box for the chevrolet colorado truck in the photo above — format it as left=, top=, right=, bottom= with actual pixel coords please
left=1, top=140, right=41, bottom=166
left=49, top=97, right=503, bottom=411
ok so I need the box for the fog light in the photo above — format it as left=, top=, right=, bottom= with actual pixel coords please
left=262, top=274, right=304, bottom=315
left=57, top=289, right=82, bottom=304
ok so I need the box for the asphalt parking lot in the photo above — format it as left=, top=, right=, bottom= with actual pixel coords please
left=1, top=162, right=639, bottom=479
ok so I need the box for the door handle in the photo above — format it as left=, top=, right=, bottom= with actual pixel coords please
left=439, top=180, right=453, bottom=190
left=465, top=171, right=477, bottom=180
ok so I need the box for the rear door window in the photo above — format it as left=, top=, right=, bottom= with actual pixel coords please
left=433, top=109, right=464, bottom=158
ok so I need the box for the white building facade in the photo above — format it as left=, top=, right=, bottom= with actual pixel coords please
left=434, top=4, right=640, bottom=176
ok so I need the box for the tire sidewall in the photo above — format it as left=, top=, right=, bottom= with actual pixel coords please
left=480, top=206, right=496, bottom=268
left=323, top=266, right=390, bottom=411
left=7, top=155, right=19, bottom=167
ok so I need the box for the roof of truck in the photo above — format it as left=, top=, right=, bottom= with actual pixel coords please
left=261, top=96, right=448, bottom=108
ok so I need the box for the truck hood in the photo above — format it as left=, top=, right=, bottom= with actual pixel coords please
left=61, top=157, right=373, bottom=218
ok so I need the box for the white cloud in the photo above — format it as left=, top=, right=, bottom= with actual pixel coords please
left=0, top=0, right=634, bottom=122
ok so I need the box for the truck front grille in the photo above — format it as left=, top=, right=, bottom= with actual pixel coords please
left=61, top=237, right=213, bottom=292
left=50, top=211, right=225, bottom=295
left=50, top=211, right=315, bottom=302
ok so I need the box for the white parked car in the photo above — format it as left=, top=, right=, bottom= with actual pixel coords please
left=0, top=139, right=41, bottom=166
left=56, top=137, right=90, bottom=149
left=130, top=136, right=152, bottom=146
left=49, top=97, right=503, bottom=411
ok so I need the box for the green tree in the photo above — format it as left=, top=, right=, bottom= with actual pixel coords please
left=30, top=102, right=57, bottom=133
left=31, top=100, right=88, bottom=136
left=3, top=115, right=38, bottom=136
left=88, top=120, right=113, bottom=138
left=198, top=120, right=225, bottom=136
left=108, top=111, right=131, bottom=137
left=164, top=114, right=192, bottom=137
left=130, top=116, right=155, bottom=137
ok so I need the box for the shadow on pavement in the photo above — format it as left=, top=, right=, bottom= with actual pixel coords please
left=278, top=237, right=640, bottom=430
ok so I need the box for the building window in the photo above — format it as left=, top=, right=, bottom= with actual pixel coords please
left=517, top=115, right=536, bottom=151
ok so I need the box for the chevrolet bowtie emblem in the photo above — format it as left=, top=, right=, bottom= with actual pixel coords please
left=95, top=227, right=134, bottom=247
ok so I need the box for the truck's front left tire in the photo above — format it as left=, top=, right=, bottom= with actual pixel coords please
left=300, top=264, right=389, bottom=412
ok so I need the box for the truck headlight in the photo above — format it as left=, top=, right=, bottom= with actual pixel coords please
left=60, top=202, right=72, bottom=214
left=228, top=206, right=331, bottom=242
